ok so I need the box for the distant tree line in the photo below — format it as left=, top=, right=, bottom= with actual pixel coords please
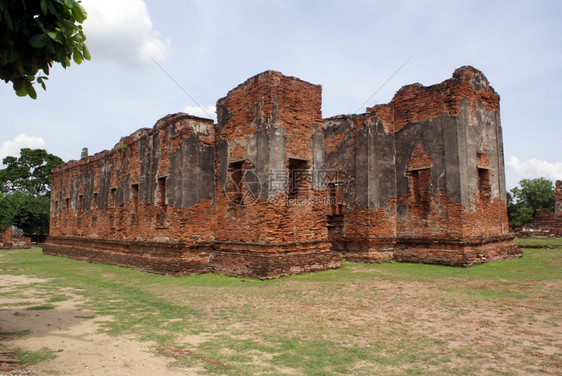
left=507, top=177, right=555, bottom=228
left=0, top=148, right=63, bottom=235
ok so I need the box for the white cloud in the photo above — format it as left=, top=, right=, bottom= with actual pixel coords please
left=183, top=105, right=216, bottom=121
left=0, top=134, right=45, bottom=165
left=507, top=156, right=562, bottom=183
left=82, top=0, right=170, bottom=66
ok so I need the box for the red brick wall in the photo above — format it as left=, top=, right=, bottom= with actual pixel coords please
left=0, top=226, right=31, bottom=249
left=45, top=67, right=520, bottom=278
left=553, top=180, right=562, bottom=235
left=49, top=114, right=216, bottom=244
left=214, top=71, right=329, bottom=247
left=324, top=66, right=518, bottom=263
left=366, top=66, right=500, bottom=133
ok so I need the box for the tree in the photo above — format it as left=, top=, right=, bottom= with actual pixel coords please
left=0, top=148, right=63, bottom=196
left=0, top=0, right=90, bottom=99
left=0, top=148, right=63, bottom=235
left=0, top=192, right=50, bottom=234
left=507, top=177, right=555, bottom=227
left=0, top=192, right=15, bottom=231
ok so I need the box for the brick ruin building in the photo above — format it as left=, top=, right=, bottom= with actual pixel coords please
left=518, top=180, right=562, bottom=236
left=533, top=180, right=562, bottom=235
left=0, top=226, right=31, bottom=249
left=43, top=66, right=522, bottom=278
left=554, top=180, right=562, bottom=235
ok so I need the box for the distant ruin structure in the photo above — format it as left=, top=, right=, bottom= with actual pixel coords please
left=551, top=180, right=562, bottom=235
left=43, top=66, right=521, bottom=278
left=0, top=226, right=31, bottom=249
left=518, top=180, right=562, bottom=236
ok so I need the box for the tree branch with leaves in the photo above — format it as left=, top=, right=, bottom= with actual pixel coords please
left=0, top=148, right=63, bottom=196
left=0, top=0, right=90, bottom=99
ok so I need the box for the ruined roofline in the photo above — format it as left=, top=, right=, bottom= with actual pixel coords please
left=52, top=112, right=214, bottom=174
left=54, top=66, right=497, bottom=174
left=154, top=112, right=215, bottom=127
left=216, top=70, right=322, bottom=104
left=323, top=66, right=499, bottom=133
left=367, top=65, right=498, bottom=112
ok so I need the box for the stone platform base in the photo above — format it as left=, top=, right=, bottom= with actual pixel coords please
left=42, top=235, right=521, bottom=279
left=42, top=236, right=342, bottom=279
left=211, top=241, right=342, bottom=279
left=335, top=235, right=521, bottom=266
left=394, top=236, right=522, bottom=266
left=42, top=236, right=212, bottom=275
left=333, top=238, right=396, bottom=263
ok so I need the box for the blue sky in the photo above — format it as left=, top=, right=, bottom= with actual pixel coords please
left=1, top=0, right=560, bottom=189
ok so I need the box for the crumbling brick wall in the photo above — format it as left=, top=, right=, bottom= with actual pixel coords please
left=324, top=66, right=518, bottom=265
left=45, top=114, right=218, bottom=275
left=44, top=72, right=343, bottom=278
left=0, top=226, right=31, bottom=249
left=49, top=114, right=216, bottom=244
left=212, top=71, right=341, bottom=277
left=44, top=67, right=520, bottom=278
left=553, top=180, right=562, bottom=235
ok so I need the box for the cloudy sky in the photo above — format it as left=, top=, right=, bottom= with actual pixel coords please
left=1, top=0, right=560, bottom=189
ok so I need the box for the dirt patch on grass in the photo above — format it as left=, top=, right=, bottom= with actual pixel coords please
left=0, top=275, right=198, bottom=375
left=0, top=275, right=51, bottom=286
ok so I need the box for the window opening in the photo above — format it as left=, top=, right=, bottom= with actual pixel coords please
left=228, top=161, right=244, bottom=205
left=157, top=177, right=167, bottom=206
left=109, top=188, right=117, bottom=208
left=288, top=158, right=310, bottom=199
left=478, top=167, right=491, bottom=200
left=131, top=183, right=139, bottom=209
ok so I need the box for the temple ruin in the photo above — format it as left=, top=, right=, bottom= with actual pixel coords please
left=0, top=226, right=31, bottom=249
left=521, top=180, right=562, bottom=236
left=43, top=66, right=522, bottom=278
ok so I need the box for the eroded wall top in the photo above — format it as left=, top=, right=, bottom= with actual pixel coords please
left=366, top=66, right=499, bottom=133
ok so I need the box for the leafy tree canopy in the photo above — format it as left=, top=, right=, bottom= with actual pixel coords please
left=0, top=148, right=63, bottom=196
left=0, top=0, right=90, bottom=99
left=507, top=177, right=555, bottom=227
left=0, top=192, right=50, bottom=234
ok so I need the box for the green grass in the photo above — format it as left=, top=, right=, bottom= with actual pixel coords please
left=514, top=237, right=562, bottom=246
left=1, top=346, right=56, bottom=365
left=25, top=304, right=56, bottom=311
left=0, top=329, right=31, bottom=338
left=0, top=241, right=560, bottom=375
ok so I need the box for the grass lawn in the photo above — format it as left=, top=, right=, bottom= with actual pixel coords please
left=0, top=239, right=560, bottom=375
left=514, top=237, right=562, bottom=247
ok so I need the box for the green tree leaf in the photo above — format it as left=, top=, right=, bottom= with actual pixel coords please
left=25, top=80, right=37, bottom=99
left=3, top=47, right=18, bottom=64
left=82, top=44, right=91, bottom=60
left=73, top=45, right=83, bottom=64
left=37, top=76, right=47, bottom=91
left=71, top=3, right=85, bottom=23
left=13, top=79, right=27, bottom=97
left=40, top=0, right=48, bottom=15
left=29, top=34, right=48, bottom=48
